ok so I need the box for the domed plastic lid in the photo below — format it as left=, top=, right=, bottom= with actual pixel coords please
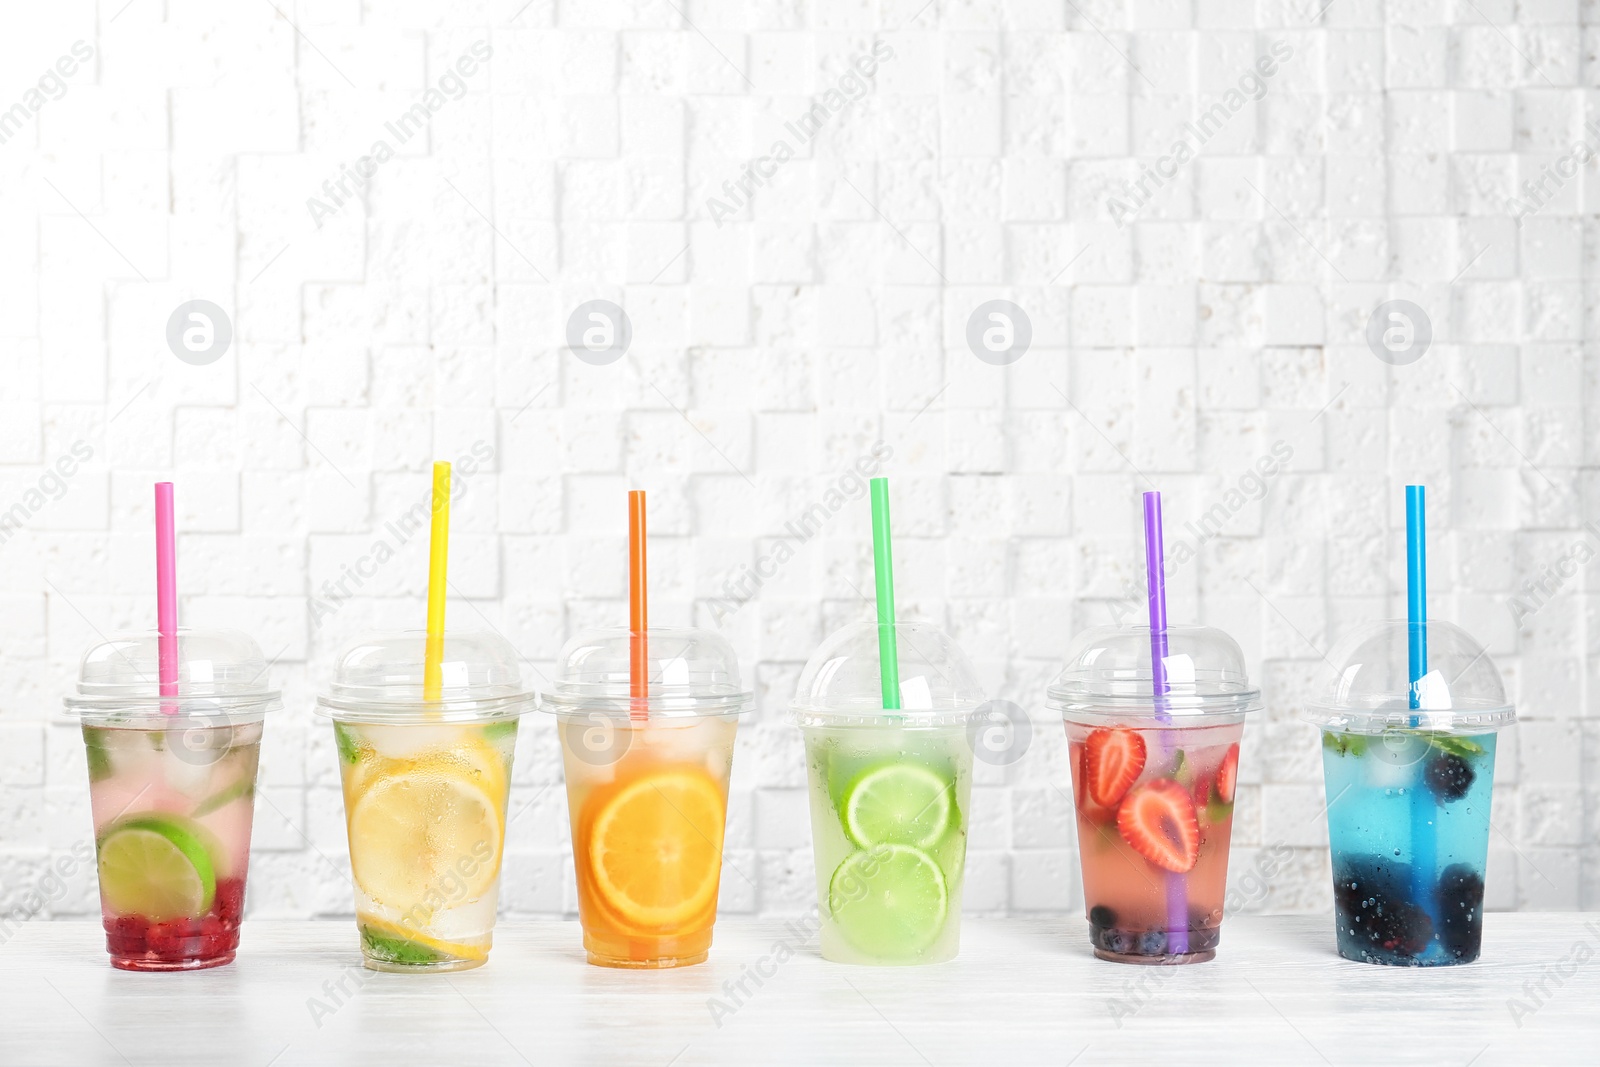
left=64, top=628, right=282, bottom=726
left=317, top=630, right=534, bottom=723
left=1047, top=624, right=1260, bottom=722
left=541, top=627, right=751, bottom=719
left=790, top=621, right=985, bottom=727
left=1304, top=619, right=1516, bottom=734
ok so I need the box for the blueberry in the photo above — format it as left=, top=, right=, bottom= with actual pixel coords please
left=1088, top=904, right=1118, bottom=930
left=1136, top=929, right=1168, bottom=955
left=1436, top=864, right=1485, bottom=960
left=1423, top=753, right=1475, bottom=803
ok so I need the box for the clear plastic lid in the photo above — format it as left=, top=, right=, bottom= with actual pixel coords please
left=790, top=621, right=986, bottom=728
left=316, top=630, right=535, bottom=723
left=541, top=626, right=751, bottom=719
left=1047, top=624, right=1260, bottom=723
left=63, top=628, right=282, bottom=726
left=1303, top=619, right=1516, bottom=734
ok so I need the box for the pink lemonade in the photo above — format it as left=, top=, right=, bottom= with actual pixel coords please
left=85, top=720, right=261, bottom=971
left=1066, top=720, right=1242, bottom=963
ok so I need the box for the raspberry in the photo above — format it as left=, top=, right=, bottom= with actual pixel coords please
left=215, top=878, right=246, bottom=923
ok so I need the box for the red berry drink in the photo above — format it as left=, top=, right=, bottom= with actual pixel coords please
left=1050, top=624, right=1259, bottom=965
left=86, top=721, right=261, bottom=970
left=68, top=630, right=277, bottom=972
left=1067, top=721, right=1242, bottom=962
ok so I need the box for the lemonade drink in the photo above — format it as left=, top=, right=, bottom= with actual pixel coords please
left=802, top=725, right=971, bottom=964
left=561, top=715, right=737, bottom=967
left=319, top=631, right=533, bottom=972
left=86, top=721, right=262, bottom=970
left=67, top=629, right=277, bottom=971
left=1050, top=624, right=1259, bottom=964
left=334, top=720, right=516, bottom=970
left=1306, top=619, right=1516, bottom=967
left=546, top=626, right=751, bottom=968
left=791, top=620, right=987, bottom=966
left=1065, top=720, right=1242, bottom=960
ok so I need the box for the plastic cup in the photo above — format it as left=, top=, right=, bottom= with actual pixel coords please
left=317, top=630, right=533, bottom=973
left=790, top=621, right=982, bottom=966
left=65, top=629, right=278, bottom=971
left=1305, top=620, right=1515, bottom=966
left=1048, top=624, right=1259, bottom=965
left=544, top=627, right=749, bottom=969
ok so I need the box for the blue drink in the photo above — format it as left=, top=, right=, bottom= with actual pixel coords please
left=1320, top=729, right=1495, bottom=966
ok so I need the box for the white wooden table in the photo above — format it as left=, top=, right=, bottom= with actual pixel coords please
left=2, top=917, right=1595, bottom=1066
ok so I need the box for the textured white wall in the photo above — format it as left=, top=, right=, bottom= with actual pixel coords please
left=0, top=0, right=1593, bottom=926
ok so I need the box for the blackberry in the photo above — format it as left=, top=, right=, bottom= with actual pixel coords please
left=1423, top=753, right=1475, bottom=803
left=1333, top=856, right=1433, bottom=964
left=1436, top=864, right=1485, bottom=960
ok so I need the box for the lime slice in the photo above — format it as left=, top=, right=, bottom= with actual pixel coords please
left=359, top=917, right=488, bottom=965
left=827, top=844, right=949, bottom=958
left=842, top=763, right=955, bottom=848
left=97, top=815, right=217, bottom=920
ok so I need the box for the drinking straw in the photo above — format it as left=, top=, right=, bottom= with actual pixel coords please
left=628, top=490, right=648, bottom=721
left=869, top=478, right=901, bottom=710
left=154, top=482, right=178, bottom=715
left=1405, top=485, right=1427, bottom=722
left=1142, top=491, right=1189, bottom=955
left=423, top=461, right=450, bottom=703
left=1405, top=484, right=1436, bottom=913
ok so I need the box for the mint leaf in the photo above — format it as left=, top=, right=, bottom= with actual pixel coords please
left=333, top=723, right=364, bottom=766
left=1322, top=732, right=1367, bottom=758
left=83, top=732, right=113, bottom=782
left=1430, top=735, right=1486, bottom=759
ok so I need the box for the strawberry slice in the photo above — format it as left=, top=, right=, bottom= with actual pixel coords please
left=1215, top=743, right=1240, bottom=805
left=1116, top=779, right=1200, bottom=873
left=1085, top=728, right=1145, bottom=808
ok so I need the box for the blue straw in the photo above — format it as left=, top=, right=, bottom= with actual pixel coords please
left=1404, top=485, right=1436, bottom=925
left=1405, top=485, right=1427, bottom=724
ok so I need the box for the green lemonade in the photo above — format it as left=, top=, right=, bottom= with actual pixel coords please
left=803, top=726, right=972, bottom=965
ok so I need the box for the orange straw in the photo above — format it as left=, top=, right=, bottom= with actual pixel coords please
left=628, top=490, right=648, bottom=721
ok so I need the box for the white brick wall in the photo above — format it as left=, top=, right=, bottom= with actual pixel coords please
left=1, top=1, right=1595, bottom=924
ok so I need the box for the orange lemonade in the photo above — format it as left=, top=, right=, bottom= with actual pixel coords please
left=561, top=716, right=737, bottom=967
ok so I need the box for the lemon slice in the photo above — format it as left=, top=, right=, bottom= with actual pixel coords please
left=347, top=768, right=503, bottom=911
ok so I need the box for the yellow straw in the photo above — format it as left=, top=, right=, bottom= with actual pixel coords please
left=424, top=460, right=451, bottom=703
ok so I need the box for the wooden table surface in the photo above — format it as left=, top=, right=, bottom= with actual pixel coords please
left=2, top=916, right=1596, bottom=1066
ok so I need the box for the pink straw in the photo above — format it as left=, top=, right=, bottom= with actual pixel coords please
left=155, top=482, right=179, bottom=713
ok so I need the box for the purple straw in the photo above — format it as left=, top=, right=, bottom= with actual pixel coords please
left=1143, top=491, right=1189, bottom=956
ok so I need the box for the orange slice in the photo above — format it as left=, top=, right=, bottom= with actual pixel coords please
left=585, top=765, right=726, bottom=932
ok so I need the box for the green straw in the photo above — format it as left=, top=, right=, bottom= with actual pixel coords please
left=870, top=477, right=901, bottom=710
